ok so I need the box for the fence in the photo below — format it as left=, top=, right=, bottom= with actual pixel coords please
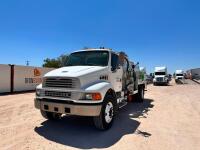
left=0, top=64, right=54, bottom=93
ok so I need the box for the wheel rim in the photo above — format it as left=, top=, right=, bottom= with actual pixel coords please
left=141, top=89, right=144, bottom=99
left=105, top=102, right=113, bottom=124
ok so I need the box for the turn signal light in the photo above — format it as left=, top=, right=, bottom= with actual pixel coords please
left=92, top=93, right=102, bottom=101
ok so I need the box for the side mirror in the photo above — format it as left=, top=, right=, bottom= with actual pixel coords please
left=132, top=62, right=139, bottom=69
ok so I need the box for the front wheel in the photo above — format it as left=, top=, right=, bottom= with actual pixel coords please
left=93, top=95, right=116, bottom=130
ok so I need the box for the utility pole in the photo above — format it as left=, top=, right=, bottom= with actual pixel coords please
left=26, top=60, right=30, bottom=66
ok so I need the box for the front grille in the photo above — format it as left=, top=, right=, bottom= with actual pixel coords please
left=43, top=77, right=79, bottom=89
left=44, top=91, right=71, bottom=98
left=156, top=77, right=164, bottom=82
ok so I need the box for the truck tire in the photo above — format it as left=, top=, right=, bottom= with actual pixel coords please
left=136, top=86, right=144, bottom=103
left=93, top=95, right=116, bottom=130
left=40, top=110, right=61, bottom=120
left=175, top=79, right=178, bottom=83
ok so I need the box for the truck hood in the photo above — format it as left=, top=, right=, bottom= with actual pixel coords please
left=44, top=66, right=107, bottom=78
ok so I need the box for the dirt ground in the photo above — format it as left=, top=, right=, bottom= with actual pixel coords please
left=0, top=80, right=200, bottom=150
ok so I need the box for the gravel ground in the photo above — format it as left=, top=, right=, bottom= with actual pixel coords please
left=184, top=79, right=199, bottom=85
left=0, top=80, right=200, bottom=150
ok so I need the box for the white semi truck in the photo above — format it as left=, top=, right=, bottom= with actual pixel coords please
left=153, top=66, right=169, bottom=85
left=175, top=70, right=184, bottom=83
left=34, top=48, right=146, bottom=130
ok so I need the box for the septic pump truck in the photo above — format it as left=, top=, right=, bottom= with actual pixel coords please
left=34, top=48, right=146, bottom=130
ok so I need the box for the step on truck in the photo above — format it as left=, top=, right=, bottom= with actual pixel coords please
left=34, top=48, right=146, bottom=130
left=153, top=66, right=169, bottom=86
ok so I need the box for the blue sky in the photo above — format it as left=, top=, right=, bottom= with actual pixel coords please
left=0, top=0, right=200, bottom=73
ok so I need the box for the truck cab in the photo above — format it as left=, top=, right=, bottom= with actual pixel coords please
left=34, top=49, right=145, bottom=130
left=153, top=66, right=169, bottom=85
left=175, top=70, right=184, bottom=82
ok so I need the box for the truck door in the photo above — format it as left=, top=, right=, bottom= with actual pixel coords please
left=110, top=53, right=123, bottom=92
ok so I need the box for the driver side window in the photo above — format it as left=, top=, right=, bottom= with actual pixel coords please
left=123, top=58, right=129, bottom=72
left=111, top=53, right=119, bottom=70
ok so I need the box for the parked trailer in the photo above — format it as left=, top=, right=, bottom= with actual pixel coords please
left=0, top=64, right=54, bottom=93
left=13, top=65, right=54, bottom=92
left=185, top=68, right=200, bottom=80
left=191, top=68, right=200, bottom=80
left=0, top=64, right=11, bottom=93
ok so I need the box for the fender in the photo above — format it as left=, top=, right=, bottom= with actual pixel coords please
left=83, top=81, right=114, bottom=102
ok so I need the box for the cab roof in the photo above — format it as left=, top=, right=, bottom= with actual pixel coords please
left=73, top=48, right=119, bottom=54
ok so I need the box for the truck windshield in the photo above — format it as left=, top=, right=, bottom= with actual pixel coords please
left=66, top=51, right=109, bottom=66
left=176, top=74, right=183, bottom=76
left=155, top=72, right=166, bottom=75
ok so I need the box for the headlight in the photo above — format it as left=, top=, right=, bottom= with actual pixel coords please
left=81, top=93, right=102, bottom=101
left=85, top=93, right=93, bottom=100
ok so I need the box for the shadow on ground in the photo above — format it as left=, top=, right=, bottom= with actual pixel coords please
left=34, top=98, right=154, bottom=149
left=154, top=84, right=173, bottom=86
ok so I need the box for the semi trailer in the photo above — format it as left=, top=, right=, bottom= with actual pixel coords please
left=34, top=48, right=146, bottom=130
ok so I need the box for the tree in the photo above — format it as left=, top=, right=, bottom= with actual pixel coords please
left=43, top=54, right=69, bottom=68
left=58, top=54, right=69, bottom=67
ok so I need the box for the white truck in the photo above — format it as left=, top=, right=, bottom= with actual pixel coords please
left=34, top=49, right=146, bottom=130
left=175, top=70, right=184, bottom=83
left=153, top=66, right=169, bottom=85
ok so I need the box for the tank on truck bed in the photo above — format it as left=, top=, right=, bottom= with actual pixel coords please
left=34, top=48, right=146, bottom=130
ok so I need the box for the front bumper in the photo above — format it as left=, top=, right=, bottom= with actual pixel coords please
left=153, top=78, right=168, bottom=83
left=176, top=77, right=183, bottom=80
left=154, top=81, right=167, bottom=83
left=34, top=98, right=102, bottom=117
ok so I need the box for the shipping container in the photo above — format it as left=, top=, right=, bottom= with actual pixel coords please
left=0, top=64, right=54, bottom=93
left=0, top=64, right=11, bottom=93
left=13, top=65, right=54, bottom=92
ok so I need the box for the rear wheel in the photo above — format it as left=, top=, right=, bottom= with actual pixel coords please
left=93, top=95, right=116, bottom=130
left=40, top=110, right=61, bottom=120
left=136, top=86, right=144, bottom=103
